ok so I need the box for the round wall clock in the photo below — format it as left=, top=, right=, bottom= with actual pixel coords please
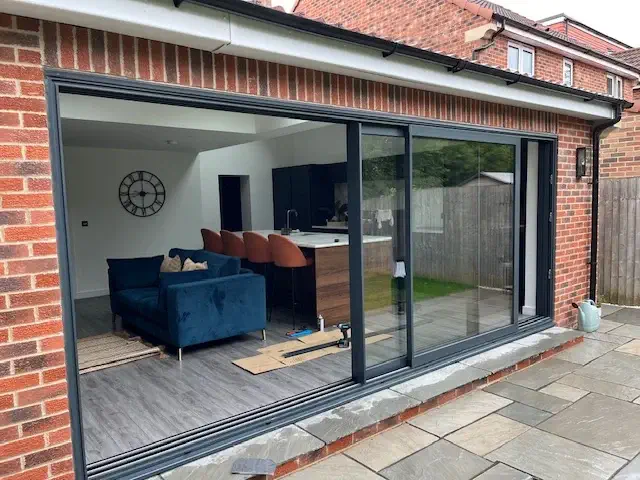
left=119, top=171, right=165, bottom=217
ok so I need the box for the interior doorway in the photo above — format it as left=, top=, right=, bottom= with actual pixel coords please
left=219, top=175, right=249, bottom=231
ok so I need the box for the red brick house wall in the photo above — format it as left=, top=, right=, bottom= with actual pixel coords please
left=0, top=10, right=593, bottom=480
left=294, top=0, right=633, bottom=99
left=544, top=21, right=627, bottom=54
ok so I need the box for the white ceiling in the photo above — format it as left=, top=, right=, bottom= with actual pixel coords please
left=60, top=93, right=332, bottom=153
left=62, top=119, right=263, bottom=152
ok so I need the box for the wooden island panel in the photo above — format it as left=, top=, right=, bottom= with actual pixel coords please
left=312, top=240, right=393, bottom=326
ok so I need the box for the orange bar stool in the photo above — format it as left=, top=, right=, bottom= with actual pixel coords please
left=201, top=229, right=224, bottom=254
left=244, top=232, right=274, bottom=322
left=221, top=230, right=247, bottom=259
left=268, top=233, right=313, bottom=330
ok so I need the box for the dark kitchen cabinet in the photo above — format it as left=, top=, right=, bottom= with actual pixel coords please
left=272, top=164, right=340, bottom=230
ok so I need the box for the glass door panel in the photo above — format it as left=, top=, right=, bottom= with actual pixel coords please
left=411, top=136, right=517, bottom=355
left=361, top=132, right=408, bottom=369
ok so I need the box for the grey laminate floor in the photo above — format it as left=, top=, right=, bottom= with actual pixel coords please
left=78, top=287, right=516, bottom=464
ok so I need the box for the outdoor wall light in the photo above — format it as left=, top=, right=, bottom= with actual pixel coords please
left=576, top=146, right=593, bottom=179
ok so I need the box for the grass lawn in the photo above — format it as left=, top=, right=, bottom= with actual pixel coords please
left=364, top=274, right=472, bottom=311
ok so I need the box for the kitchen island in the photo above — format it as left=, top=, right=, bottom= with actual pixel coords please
left=237, top=231, right=393, bottom=326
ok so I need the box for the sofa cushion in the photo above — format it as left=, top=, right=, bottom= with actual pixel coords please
left=182, top=258, right=208, bottom=271
left=114, top=287, right=165, bottom=325
left=107, top=255, right=164, bottom=291
left=169, top=248, right=240, bottom=278
left=160, top=255, right=182, bottom=273
left=158, top=270, right=214, bottom=311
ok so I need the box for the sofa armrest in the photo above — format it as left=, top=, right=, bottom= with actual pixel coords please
left=165, top=273, right=266, bottom=348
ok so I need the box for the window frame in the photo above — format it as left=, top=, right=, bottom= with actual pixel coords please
left=507, top=42, right=535, bottom=76
left=562, top=58, right=574, bottom=87
left=607, top=73, right=624, bottom=99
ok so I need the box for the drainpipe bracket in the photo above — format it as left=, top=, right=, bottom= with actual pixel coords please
left=173, top=0, right=186, bottom=7
left=382, top=44, right=398, bottom=59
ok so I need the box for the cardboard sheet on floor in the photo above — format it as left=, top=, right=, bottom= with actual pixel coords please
left=232, top=354, right=287, bottom=374
left=233, top=331, right=393, bottom=374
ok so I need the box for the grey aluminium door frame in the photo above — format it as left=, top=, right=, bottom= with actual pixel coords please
left=43, top=67, right=557, bottom=479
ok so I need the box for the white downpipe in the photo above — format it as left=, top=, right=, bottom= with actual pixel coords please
left=1, top=0, right=617, bottom=120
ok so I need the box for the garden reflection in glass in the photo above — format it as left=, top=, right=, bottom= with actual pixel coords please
left=411, top=138, right=515, bottom=353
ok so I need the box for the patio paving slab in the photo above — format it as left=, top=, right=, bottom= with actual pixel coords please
left=557, top=373, right=640, bottom=402
left=496, top=402, right=553, bottom=426
left=554, top=339, right=618, bottom=365
left=577, top=351, right=640, bottom=389
left=538, top=393, right=640, bottom=460
left=598, top=318, right=624, bottom=332
left=344, top=424, right=437, bottom=472
left=538, top=382, right=589, bottom=402
left=504, top=358, right=579, bottom=390
left=610, top=324, right=640, bottom=339
left=511, top=326, right=583, bottom=351
left=160, top=425, right=324, bottom=480
left=285, top=454, right=383, bottom=480
left=616, top=339, right=640, bottom=356
left=444, top=414, right=530, bottom=456
left=390, top=363, right=489, bottom=403
left=484, top=382, right=572, bottom=413
left=486, top=428, right=627, bottom=480
left=602, top=307, right=640, bottom=326
left=612, top=454, right=640, bottom=479
left=474, top=463, right=533, bottom=480
left=296, top=389, right=420, bottom=444
left=408, top=390, right=512, bottom=437
left=585, top=331, right=634, bottom=345
left=459, top=327, right=582, bottom=374
left=379, top=440, right=492, bottom=480
left=601, top=304, right=624, bottom=318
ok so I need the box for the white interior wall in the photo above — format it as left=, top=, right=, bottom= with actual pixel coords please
left=64, top=123, right=347, bottom=298
left=64, top=146, right=203, bottom=298
left=198, top=124, right=346, bottom=230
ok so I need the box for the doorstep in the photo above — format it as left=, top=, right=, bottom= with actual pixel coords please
left=157, top=327, right=583, bottom=480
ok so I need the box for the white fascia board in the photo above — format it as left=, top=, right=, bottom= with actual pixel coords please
left=540, top=16, right=567, bottom=26
left=1, top=0, right=231, bottom=51
left=503, top=24, right=639, bottom=80
left=1, top=0, right=616, bottom=120
left=223, top=15, right=614, bottom=120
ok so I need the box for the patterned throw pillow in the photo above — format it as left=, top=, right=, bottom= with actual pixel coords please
left=182, top=258, right=208, bottom=271
left=160, top=255, right=181, bottom=273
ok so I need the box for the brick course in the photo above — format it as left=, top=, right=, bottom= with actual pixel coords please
left=0, top=8, right=597, bottom=479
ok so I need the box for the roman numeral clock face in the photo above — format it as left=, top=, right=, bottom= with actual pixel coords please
left=119, top=171, right=165, bottom=217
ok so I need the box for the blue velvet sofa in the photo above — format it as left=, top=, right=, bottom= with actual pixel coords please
left=107, top=248, right=266, bottom=358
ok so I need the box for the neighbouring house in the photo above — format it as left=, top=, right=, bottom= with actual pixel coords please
left=538, top=13, right=632, bottom=55
left=0, top=0, right=637, bottom=479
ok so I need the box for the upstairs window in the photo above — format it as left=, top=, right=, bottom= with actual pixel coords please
left=607, top=74, right=624, bottom=99
left=563, top=59, right=573, bottom=87
left=508, top=42, right=534, bottom=76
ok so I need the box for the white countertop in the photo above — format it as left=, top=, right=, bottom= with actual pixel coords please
left=236, top=230, right=392, bottom=249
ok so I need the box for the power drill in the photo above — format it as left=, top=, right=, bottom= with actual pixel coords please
left=337, top=323, right=351, bottom=348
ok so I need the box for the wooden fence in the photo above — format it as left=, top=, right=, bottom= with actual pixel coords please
left=598, top=177, right=640, bottom=305
left=362, top=184, right=513, bottom=288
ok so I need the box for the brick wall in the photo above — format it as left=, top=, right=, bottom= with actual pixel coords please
left=565, top=24, right=627, bottom=55
left=0, top=10, right=593, bottom=479
left=600, top=112, right=640, bottom=178
left=296, top=0, right=489, bottom=60
left=555, top=116, right=593, bottom=327
left=294, top=0, right=632, bottom=99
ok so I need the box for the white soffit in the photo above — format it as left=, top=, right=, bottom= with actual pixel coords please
left=2, top=0, right=617, bottom=120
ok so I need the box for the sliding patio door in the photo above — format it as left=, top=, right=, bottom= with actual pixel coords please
left=358, top=127, right=411, bottom=374
left=410, top=127, right=521, bottom=364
